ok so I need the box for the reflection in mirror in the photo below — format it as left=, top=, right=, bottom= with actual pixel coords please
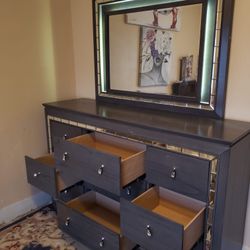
left=109, top=4, right=203, bottom=97
left=95, top=0, right=234, bottom=118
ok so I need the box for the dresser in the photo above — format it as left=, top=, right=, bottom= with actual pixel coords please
left=25, top=98, right=250, bottom=250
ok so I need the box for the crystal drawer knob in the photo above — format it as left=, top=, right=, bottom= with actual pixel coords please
left=65, top=217, right=70, bottom=227
left=99, top=237, right=105, bottom=247
left=62, top=152, right=69, bottom=162
left=98, top=165, right=104, bottom=175
left=63, top=134, right=68, bottom=140
left=170, top=168, right=177, bottom=179
left=126, top=187, right=131, bottom=196
left=65, top=217, right=70, bottom=226
left=146, top=225, right=152, bottom=237
left=33, top=172, right=41, bottom=178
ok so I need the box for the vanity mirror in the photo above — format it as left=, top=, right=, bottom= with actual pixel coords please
left=93, top=0, right=234, bottom=118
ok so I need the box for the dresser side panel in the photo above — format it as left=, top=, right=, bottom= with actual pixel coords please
left=220, top=134, right=250, bottom=250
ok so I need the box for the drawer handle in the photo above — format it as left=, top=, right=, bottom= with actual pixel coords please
left=126, top=187, right=131, bottom=196
left=63, top=134, right=68, bottom=140
left=99, top=237, right=105, bottom=248
left=65, top=217, right=70, bottom=226
left=33, top=172, right=41, bottom=178
left=170, top=168, right=177, bottom=179
left=62, top=152, right=69, bottom=162
left=98, top=165, right=104, bottom=175
left=146, top=225, right=152, bottom=237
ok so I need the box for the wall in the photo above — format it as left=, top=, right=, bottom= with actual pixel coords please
left=71, top=0, right=96, bottom=99
left=109, top=5, right=202, bottom=94
left=71, top=0, right=250, bottom=248
left=0, top=0, right=76, bottom=225
left=225, top=0, right=250, bottom=248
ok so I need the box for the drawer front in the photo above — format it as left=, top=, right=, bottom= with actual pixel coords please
left=50, top=120, right=83, bottom=140
left=57, top=162, right=83, bottom=188
left=54, top=138, right=121, bottom=195
left=50, top=120, right=84, bottom=150
left=121, top=199, right=183, bottom=250
left=145, top=147, right=211, bottom=202
left=59, top=182, right=85, bottom=202
left=25, top=156, right=57, bottom=197
left=121, top=178, right=147, bottom=201
left=57, top=201, right=120, bottom=250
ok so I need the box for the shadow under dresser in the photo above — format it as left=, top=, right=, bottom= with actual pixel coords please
left=25, top=98, right=250, bottom=250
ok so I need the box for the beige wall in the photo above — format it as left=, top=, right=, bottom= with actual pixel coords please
left=109, top=15, right=140, bottom=92
left=225, top=0, right=250, bottom=121
left=0, top=0, right=76, bottom=209
left=71, top=0, right=250, bottom=247
left=225, top=0, right=250, bottom=247
left=170, top=4, right=202, bottom=83
left=71, top=0, right=95, bottom=99
left=70, top=0, right=96, bottom=99
left=109, top=5, right=202, bottom=94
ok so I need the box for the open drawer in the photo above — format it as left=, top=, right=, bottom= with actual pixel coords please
left=121, top=187, right=206, bottom=250
left=25, top=155, right=82, bottom=198
left=54, top=132, right=146, bottom=196
left=57, top=191, right=136, bottom=250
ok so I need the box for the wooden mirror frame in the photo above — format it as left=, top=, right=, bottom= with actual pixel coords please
left=93, top=0, right=234, bottom=119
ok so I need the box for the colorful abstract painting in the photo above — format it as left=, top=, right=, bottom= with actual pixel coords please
left=139, top=27, right=173, bottom=87
left=126, top=8, right=181, bottom=31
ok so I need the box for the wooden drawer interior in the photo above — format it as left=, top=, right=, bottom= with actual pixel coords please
left=69, top=132, right=146, bottom=186
left=133, top=187, right=205, bottom=250
left=37, top=155, right=55, bottom=165
left=67, top=191, right=120, bottom=234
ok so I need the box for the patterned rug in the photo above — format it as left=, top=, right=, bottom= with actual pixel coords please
left=0, top=207, right=88, bottom=250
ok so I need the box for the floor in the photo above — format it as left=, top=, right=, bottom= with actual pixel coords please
left=0, top=207, right=89, bottom=250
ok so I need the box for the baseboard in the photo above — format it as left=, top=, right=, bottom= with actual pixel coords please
left=0, top=192, right=52, bottom=228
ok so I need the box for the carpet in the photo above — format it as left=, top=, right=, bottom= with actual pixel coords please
left=0, top=207, right=88, bottom=250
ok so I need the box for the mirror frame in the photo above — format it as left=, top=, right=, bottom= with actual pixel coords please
left=93, top=0, right=234, bottom=119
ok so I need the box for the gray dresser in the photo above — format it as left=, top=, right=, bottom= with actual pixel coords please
left=25, top=98, right=250, bottom=250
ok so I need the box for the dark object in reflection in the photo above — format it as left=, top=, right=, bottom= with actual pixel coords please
left=172, top=80, right=197, bottom=97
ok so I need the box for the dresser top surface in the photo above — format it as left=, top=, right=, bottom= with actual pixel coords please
left=44, top=98, right=250, bottom=145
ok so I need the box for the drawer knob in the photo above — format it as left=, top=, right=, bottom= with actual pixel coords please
left=126, top=187, right=131, bottom=196
left=146, top=225, right=152, bottom=237
left=170, top=168, right=177, bottom=179
left=33, top=172, right=41, bottom=178
left=98, top=165, right=104, bottom=175
left=65, top=217, right=70, bottom=226
left=63, top=134, right=68, bottom=140
left=62, top=152, right=69, bottom=162
left=99, top=237, right=105, bottom=248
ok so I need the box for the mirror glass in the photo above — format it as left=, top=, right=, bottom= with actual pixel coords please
left=109, top=4, right=202, bottom=97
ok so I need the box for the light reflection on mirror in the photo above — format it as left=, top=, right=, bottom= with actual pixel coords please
left=109, top=3, right=202, bottom=98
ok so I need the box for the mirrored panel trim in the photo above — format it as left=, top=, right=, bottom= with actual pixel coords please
left=99, top=92, right=214, bottom=111
left=93, top=0, right=234, bottom=118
